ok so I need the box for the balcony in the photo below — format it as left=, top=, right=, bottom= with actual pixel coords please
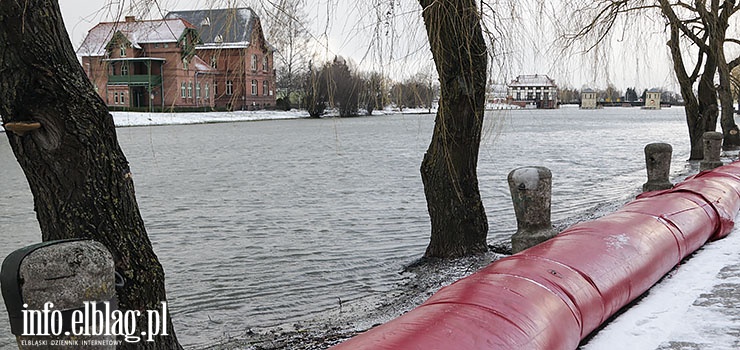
left=108, top=74, right=163, bottom=86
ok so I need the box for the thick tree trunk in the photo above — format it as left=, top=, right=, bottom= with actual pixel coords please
left=665, top=21, right=705, bottom=160
left=713, top=19, right=740, bottom=149
left=696, top=58, right=720, bottom=158
left=418, top=0, right=488, bottom=258
left=717, top=66, right=740, bottom=149
left=0, top=1, right=182, bottom=349
left=660, top=0, right=719, bottom=160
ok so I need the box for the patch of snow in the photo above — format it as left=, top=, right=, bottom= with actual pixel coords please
left=485, top=103, right=521, bottom=110
left=511, top=167, right=541, bottom=190
left=111, top=110, right=308, bottom=127
left=605, top=233, right=630, bottom=251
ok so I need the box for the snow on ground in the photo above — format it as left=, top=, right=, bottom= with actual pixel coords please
left=581, top=216, right=740, bottom=350
left=0, top=108, right=438, bottom=132
left=111, top=110, right=309, bottom=127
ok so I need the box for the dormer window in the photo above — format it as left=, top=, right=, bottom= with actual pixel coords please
left=120, top=45, right=126, bottom=57
left=262, top=56, right=268, bottom=71
left=215, top=35, right=223, bottom=44
left=183, top=58, right=189, bottom=70
left=201, top=17, right=211, bottom=26
left=211, top=55, right=217, bottom=69
left=251, top=54, right=257, bottom=71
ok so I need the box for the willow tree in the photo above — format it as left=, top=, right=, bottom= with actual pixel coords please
left=0, top=1, right=182, bottom=349
left=419, top=0, right=489, bottom=258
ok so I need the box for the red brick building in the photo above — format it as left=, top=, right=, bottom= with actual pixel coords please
left=77, top=8, right=276, bottom=111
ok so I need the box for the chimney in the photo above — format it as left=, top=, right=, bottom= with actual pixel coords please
left=125, top=16, right=136, bottom=23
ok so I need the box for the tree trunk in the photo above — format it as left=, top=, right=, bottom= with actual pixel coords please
left=717, top=59, right=740, bottom=149
left=712, top=5, right=740, bottom=150
left=660, top=0, right=719, bottom=160
left=418, top=0, right=488, bottom=258
left=690, top=57, right=720, bottom=160
left=0, top=1, right=182, bottom=349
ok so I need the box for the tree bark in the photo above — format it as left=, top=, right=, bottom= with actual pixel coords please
left=0, top=1, right=182, bottom=349
left=710, top=1, right=740, bottom=149
left=418, top=0, right=488, bottom=258
left=660, top=0, right=719, bottom=160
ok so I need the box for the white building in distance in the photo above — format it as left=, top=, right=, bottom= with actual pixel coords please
left=644, top=88, right=661, bottom=110
left=580, top=88, right=599, bottom=109
left=507, top=74, right=559, bottom=109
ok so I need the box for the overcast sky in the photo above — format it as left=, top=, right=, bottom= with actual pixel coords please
left=57, top=0, right=679, bottom=92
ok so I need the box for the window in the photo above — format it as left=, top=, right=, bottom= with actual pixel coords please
left=226, top=80, right=233, bottom=95
left=121, top=64, right=128, bottom=76
left=164, top=43, right=169, bottom=48
left=187, top=81, right=193, bottom=98
left=181, top=82, right=186, bottom=98
left=262, top=81, right=269, bottom=96
left=114, top=92, right=119, bottom=104
left=262, top=56, right=268, bottom=71
left=183, top=58, right=189, bottom=71
left=214, top=82, right=218, bottom=96
left=205, top=83, right=210, bottom=99
left=154, top=43, right=159, bottom=48
left=251, top=54, right=257, bottom=71
left=211, top=56, right=217, bottom=69
left=120, top=45, right=126, bottom=57
left=196, top=82, right=201, bottom=98
left=120, top=92, right=125, bottom=105
left=251, top=80, right=257, bottom=96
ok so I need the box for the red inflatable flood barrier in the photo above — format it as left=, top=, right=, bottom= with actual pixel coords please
left=332, top=162, right=740, bottom=350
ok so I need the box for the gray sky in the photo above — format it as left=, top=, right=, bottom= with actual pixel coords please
left=58, top=0, right=678, bottom=92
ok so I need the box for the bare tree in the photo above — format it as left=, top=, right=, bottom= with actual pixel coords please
left=418, top=0, right=489, bottom=258
left=304, top=61, right=329, bottom=118
left=326, top=56, right=362, bottom=117
left=559, top=0, right=740, bottom=158
left=0, top=1, right=182, bottom=349
left=260, top=0, right=311, bottom=106
left=361, top=71, right=386, bottom=115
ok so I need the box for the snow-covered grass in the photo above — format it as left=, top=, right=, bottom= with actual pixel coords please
left=0, top=105, right=532, bottom=132
left=0, top=110, right=310, bottom=132
left=111, top=110, right=309, bottom=127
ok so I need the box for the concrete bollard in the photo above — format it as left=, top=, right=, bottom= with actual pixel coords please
left=1, top=240, right=117, bottom=349
left=642, top=143, right=673, bottom=192
left=700, top=131, right=724, bottom=171
left=508, top=166, right=558, bottom=253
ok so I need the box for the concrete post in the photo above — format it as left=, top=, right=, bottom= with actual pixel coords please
left=1, top=240, right=117, bottom=349
left=508, top=166, right=558, bottom=253
left=700, top=131, right=724, bottom=171
left=642, top=143, right=673, bottom=192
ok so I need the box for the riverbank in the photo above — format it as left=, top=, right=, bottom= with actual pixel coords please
left=198, top=157, right=740, bottom=350
left=0, top=108, right=439, bottom=132
left=0, top=108, right=711, bottom=348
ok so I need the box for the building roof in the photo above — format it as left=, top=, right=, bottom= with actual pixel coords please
left=509, top=74, right=557, bottom=88
left=77, top=18, right=194, bottom=57
left=647, top=88, right=661, bottom=93
left=581, top=88, right=596, bottom=93
left=165, top=8, right=257, bottom=46
left=191, top=55, right=217, bottom=73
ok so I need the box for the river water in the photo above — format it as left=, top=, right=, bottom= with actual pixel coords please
left=0, top=106, right=693, bottom=347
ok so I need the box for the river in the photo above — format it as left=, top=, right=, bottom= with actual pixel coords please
left=0, top=106, right=692, bottom=347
